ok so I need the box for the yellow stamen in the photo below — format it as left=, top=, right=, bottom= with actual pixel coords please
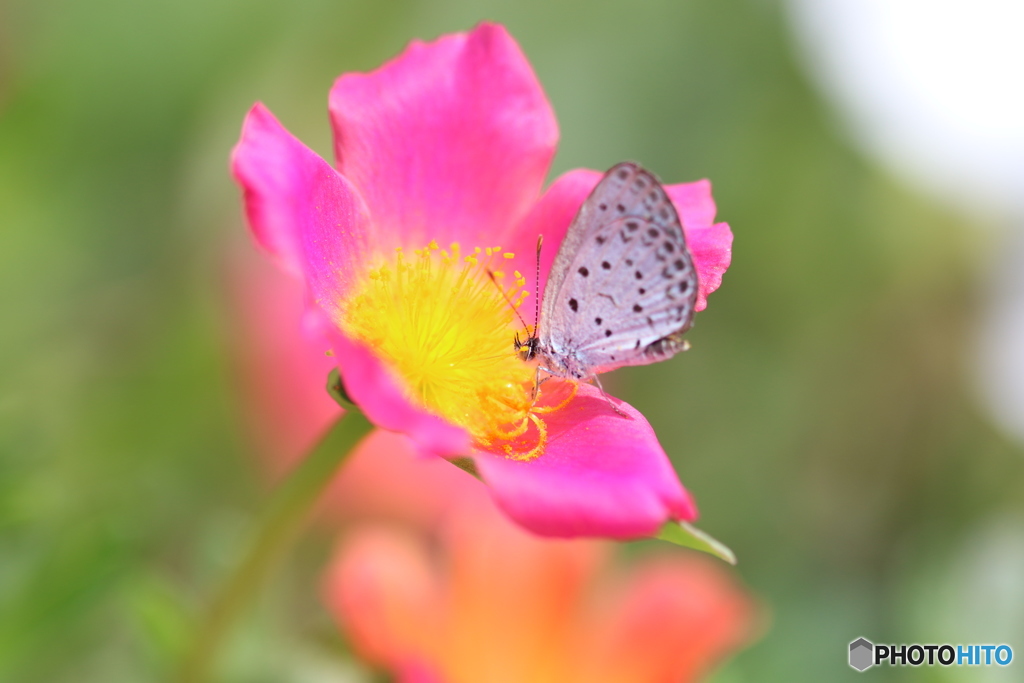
left=338, top=241, right=567, bottom=460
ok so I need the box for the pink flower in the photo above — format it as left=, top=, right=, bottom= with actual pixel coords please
left=230, top=23, right=732, bottom=539
left=323, top=487, right=755, bottom=683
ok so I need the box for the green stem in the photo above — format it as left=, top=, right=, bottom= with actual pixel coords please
left=176, top=409, right=373, bottom=683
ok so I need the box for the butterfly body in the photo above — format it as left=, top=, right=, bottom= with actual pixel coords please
left=523, top=162, right=698, bottom=380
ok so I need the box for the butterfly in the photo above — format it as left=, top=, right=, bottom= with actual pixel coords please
left=516, top=162, right=698, bottom=380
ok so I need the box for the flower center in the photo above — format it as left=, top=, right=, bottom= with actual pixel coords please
left=339, top=241, right=562, bottom=459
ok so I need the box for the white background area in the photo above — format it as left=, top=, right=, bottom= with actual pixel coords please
left=786, top=0, right=1024, bottom=444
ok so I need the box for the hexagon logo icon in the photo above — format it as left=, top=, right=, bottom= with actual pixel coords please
left=849, top=637, right=874, bottom=671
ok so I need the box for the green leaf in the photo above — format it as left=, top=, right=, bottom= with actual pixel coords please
left=656, top=521, right=737, bottom=565
left=448, top=456, right=481, bottom=479
left=325, top=368, right=357, bottom=410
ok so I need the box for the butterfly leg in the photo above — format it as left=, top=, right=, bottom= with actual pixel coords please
left=591, top=374, right=628, bottom=417
left=530, top=365, right=555, bottom=402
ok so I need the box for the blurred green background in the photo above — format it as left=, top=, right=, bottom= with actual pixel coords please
left=3, top=0, right=1023, bottom=681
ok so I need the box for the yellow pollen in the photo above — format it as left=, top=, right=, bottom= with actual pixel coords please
left=338, top=241, right=564, bottom=459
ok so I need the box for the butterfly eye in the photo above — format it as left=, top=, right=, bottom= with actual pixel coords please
left=516, top=337, right=537, bottom=362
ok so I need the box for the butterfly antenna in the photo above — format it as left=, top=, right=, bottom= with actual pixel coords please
left=533, top=235, right=543, bottom=338
left=486, top=269, right=531, bottom=333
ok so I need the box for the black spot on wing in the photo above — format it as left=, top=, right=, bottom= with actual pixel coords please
left=665, top=280, right=694, bottom=301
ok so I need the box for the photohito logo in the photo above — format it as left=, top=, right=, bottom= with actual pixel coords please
left=848, top=637, right=1013, bottom=671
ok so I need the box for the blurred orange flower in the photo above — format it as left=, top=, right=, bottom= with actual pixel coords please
left=323, top=490, right=756, bottom=683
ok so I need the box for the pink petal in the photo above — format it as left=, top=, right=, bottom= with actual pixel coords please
left=665, top=178, right=717, bottom=227
left=473, top=383, right=697, bottom=539
left=666, top=181, right=732, bottom=312
left=395, top=663, right=447, bottom=683
left=231, top=102, right=372, bottom=315
left=330, top=331, right=470, bottom=457
left=329, top=22, right=558, bottom=248
left=506, top=170, right=732, bottom=314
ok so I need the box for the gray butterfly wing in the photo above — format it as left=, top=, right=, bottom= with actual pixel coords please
left=538, top=162, right=698, bottom=376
